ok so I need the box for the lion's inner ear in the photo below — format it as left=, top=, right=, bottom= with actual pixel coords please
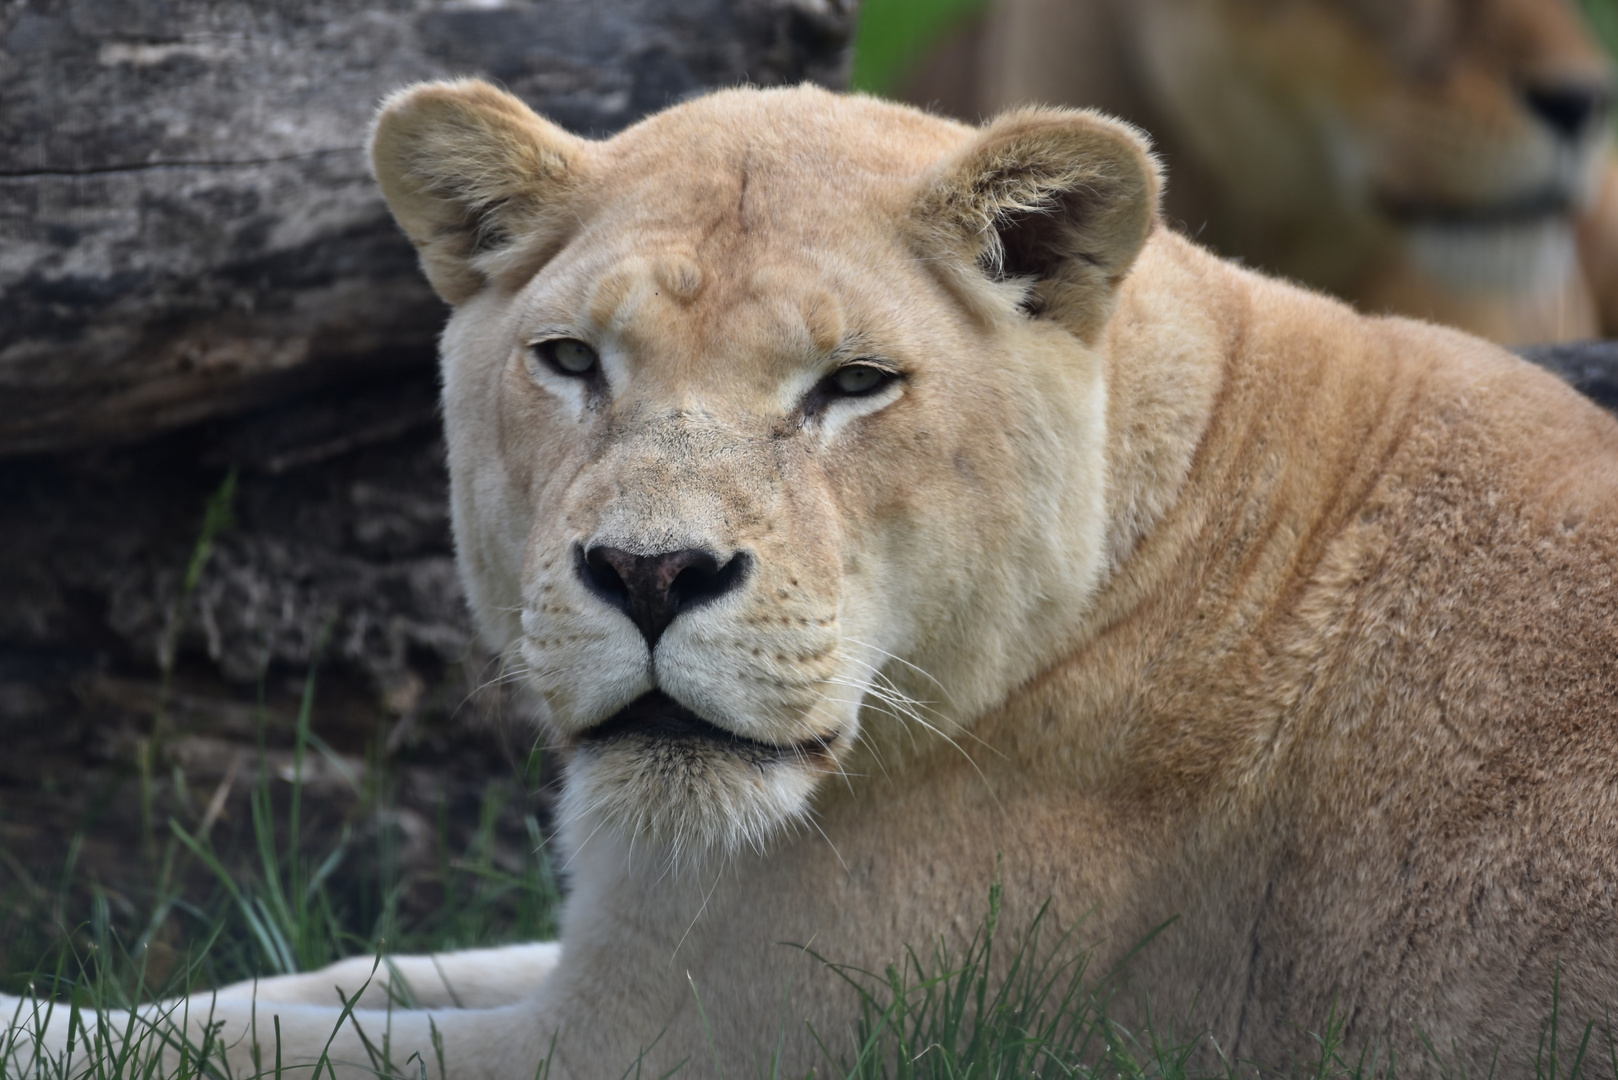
left=913, top=108, right=1161, bottom=338
left=370, top=79, right=591, bottom=305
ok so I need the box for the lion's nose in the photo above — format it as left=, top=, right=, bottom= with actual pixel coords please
left=577, top=544, right=750, bottom=646
left=1521, top=79, right=1612, bottom=141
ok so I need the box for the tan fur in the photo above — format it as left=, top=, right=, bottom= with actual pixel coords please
left=8, top=82, right=1618, bottom=1079
left=967, top=0, right=1618, bottom=345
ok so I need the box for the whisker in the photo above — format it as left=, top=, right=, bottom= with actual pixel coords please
left=820, top=676, right=1000, bottom=803
left=820, top=689, right=926, bottom=755
left=823, top=686, right=924, bottom=755
left=804, top=811, right=849, bottom=874
left=557, top=812, right=612, bottom=873
left=833, top=660, right=1007, bottom=762
left=842, top=637, right=951, bottom=696
left=804, top=697, right=862, bottom=794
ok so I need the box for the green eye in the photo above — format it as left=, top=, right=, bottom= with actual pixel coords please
left=830, top=364, right=894, bottom=396
left=533, top=338, right=600, bottom=377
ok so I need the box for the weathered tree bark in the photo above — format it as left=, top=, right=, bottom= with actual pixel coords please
left=0, top=0, right=855, bottom=455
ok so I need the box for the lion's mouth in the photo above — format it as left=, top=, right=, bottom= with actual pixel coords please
left=1375, top=187, right=1573, bottom=229
left=579, top=691, right=836, bottom=764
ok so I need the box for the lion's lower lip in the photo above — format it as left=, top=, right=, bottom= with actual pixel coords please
left=580, top=691, right=835, bottom=761
left=1375, top=188, right=1572, bottom=229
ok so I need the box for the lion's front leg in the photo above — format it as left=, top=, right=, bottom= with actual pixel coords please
left=213, top=942, right=564, bottom=1010
left=0, top=984, right=566, bottom=1080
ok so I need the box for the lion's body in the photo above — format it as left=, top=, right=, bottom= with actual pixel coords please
left=958, top=0, right=1618, bottom=345
left=7, top=85, right=1618, bottom=1079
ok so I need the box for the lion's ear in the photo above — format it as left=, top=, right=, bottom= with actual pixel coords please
left=370, top=79, right=591, bottom=305
left=913, top=107, right=1161, bottom=339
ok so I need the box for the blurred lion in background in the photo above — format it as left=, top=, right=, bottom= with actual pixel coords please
left=917, top=0, right=1618, bottom=344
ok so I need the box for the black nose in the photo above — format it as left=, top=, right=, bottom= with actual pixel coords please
left=1522, top=81, right=1611, bottom=141
left=577, top=544, right=750, bottom=646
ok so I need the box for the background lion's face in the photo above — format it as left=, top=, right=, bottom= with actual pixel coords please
left=421, top=91, right=1125, bottom=861
left=1133, top=0, right=1613, bottom=300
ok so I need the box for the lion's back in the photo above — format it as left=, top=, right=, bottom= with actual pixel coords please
left=1249, top=312, right=1618, bottom=1060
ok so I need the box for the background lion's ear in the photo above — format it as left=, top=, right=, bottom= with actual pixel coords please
left=370, top=79, right=590, bottom=305
left=914, top=107, right=1161, bottom=338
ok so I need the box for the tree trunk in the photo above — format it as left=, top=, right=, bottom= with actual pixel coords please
left=0, top=0, right=854, bottom=455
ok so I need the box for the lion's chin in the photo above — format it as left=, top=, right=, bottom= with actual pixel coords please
left=556, top=691, right=833, bottom=861
left=1400, top=214, right=1578, bottom=293
left=1372, top=187, right=1582, bottom=293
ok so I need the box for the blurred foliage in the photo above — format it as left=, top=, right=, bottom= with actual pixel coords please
left=1585, top=0, right=1618, bottom=78
left=851, top=0, right=985, bottom=97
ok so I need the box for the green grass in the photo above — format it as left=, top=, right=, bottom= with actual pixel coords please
left=850, top=0, right=986, bottom=98
left=11, top=873, right=1618, bottom=1080
left=2, top=659, right=560, bottom=1003
left=797, top=888, right=1618, bottom=1080
left=0, top=472, right=559, bottom=1012
left=803, top=885, right=1202, bottom=1079
left=0, top=647, right=560, bottom=1079
left=1584, top=0, right=1618, bottom=69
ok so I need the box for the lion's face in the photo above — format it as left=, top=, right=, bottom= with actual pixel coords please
left=372, top=83, right=1158, bottom=858
left=1130, top=0, right=1613, bottom=303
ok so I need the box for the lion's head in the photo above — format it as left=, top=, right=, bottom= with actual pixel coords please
left=370, top=82, right=1158, bottom=859
left=973, top=0, right=1617, bottom=342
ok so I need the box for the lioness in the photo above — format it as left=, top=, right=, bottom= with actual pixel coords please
left=959, top=0, right=1618, bottom=345
left=7, top=80, right=1618, bottom=1078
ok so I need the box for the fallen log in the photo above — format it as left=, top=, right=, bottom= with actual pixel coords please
left=0, top=0, right=855, bottom=455
left=1517, top=340, right=1618, bottom=415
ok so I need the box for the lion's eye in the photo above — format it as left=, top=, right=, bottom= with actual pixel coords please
left=828, top=363, right=896, bottom=397
left=532, top=338, right=600, bottom=377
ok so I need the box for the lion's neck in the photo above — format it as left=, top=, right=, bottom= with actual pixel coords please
left=1096, top=231, right=1233, bottom=583
left=1011, top=231, right=1415, bottom=797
